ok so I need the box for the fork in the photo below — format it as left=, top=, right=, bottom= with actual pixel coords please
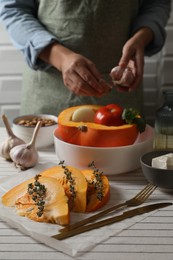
left=59, top=183, right=157, bottom=233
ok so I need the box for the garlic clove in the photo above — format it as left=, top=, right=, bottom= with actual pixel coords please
left=0, top=114, right=25, bottom=160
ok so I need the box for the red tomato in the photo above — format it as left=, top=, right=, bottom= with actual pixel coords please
left=94, top=104, right=124, bottom=126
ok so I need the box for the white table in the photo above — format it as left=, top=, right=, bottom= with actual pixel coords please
left=0, top=127, right=173, bottom=260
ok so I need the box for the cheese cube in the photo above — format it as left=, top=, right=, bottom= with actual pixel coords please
left=167, top=156, right=173, bottom=170
left=152, top=153, right=173, bottom=169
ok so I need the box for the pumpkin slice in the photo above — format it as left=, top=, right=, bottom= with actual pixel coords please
left=40, top=165, right=88, bottom=213
left=2, top=176, right=69, bottom=225
left=81, top=169, right=110, bottom=212
left=57, top=105, right=138, bottom=147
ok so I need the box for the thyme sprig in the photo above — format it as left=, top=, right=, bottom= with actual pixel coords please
left=59, top=161, right=76, bottom=201
left=27, top=174, right=46, bottom=217
left=88, top=161, right=104, bottom=201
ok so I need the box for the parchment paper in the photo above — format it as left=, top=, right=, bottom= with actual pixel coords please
left=0, top=163, right=154, bottom=257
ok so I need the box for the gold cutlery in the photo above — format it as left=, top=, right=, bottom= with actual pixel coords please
left=60, top=183, right=157, bottom=233
left=52, top=202, right=172, bottom=240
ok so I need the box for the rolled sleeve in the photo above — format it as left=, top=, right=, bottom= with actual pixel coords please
left=25, top=31, right=58, bottom=70
left=131, top=0, right=171, bottom=56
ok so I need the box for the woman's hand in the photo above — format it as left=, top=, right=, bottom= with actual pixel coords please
left=59, top=51, right=111, bottom=97
left=39, top=43, right=111, bottom=97
left=110, top=27, right=154, bottom=92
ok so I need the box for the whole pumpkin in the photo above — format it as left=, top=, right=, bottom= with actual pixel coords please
left=57, top=105, right=139, bottom=147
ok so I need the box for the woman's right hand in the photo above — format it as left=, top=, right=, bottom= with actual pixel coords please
left=39, top=43, right=111, bottom=97
left=60, top=51, right=112, bottom=97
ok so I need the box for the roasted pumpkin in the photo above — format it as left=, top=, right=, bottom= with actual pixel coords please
left=2, top=176, right=69, bottom=225
left=2, top=163, right=111, bottom=225
left=40, top=165, right=88, bottom=213
left=81, top=169, right=110, bottom=212
left=57, top=105, right=138, bottom=147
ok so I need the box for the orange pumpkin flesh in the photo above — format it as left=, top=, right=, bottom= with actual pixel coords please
left=2, top=165, right=111, bottom=225
left=2, top=176, right=69, bottom=225
left=81, top=169, right=110, bottom=212
left=57, top=105, right=138, bottom=147
left=40, top=165, right=88, bottom=213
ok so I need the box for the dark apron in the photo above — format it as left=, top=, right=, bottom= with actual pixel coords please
left=21, top=0, right=142, bottom=116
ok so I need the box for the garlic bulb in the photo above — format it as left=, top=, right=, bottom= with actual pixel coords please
left=111, top=66, right=135, bottom=87
left=110, top=66, right=125, bottom=81
left=0, top=114, right=25, bottom=160
left=10, top=121, right=42, bottom=170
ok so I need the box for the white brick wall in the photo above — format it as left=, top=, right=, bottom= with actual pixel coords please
left=0, top=2, right=173, bottom=126
left=0, top=24, right=23, bottom=125
left=158, top=2, right=173, bottom=101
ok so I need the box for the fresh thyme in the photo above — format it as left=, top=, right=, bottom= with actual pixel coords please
left=27, top=174, right=46, bottom=217
left=88, top=161, right=104, bottom=201
left=59, top=161, right=76, bottom=201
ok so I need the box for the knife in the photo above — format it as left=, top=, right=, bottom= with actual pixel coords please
left=52, top=202, right=172, bottom=240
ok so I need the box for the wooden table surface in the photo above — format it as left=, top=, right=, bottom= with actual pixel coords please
left=0, top=127, right=173, bottom=260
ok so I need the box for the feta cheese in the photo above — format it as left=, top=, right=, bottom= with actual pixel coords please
left=167, top=156, right=173, bottom=170
left=152, top=153, right=173, bottom=169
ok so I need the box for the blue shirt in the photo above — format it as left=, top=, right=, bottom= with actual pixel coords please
left=0, top=0, right=171, bottom=70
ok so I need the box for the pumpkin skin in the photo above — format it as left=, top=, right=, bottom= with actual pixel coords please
left=81, top=169, right=110, bottom=212
left=57, top=105, right=138, bottom=147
